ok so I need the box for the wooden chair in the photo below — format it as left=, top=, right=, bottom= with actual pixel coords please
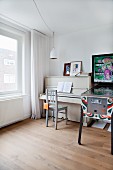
left=44, top=89, right=68, bottom=130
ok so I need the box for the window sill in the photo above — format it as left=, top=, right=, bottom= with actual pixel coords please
left=0, top=94, right=26, bottom=101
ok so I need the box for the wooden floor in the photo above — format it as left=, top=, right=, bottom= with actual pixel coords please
left=0, top=118, right=112, bottom=170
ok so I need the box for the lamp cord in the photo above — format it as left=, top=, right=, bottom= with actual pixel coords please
left=32, top=0, right=53, bottom=34
left=53, top=32, right=54, bottom=47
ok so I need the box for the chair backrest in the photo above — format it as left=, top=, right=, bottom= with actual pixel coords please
left=46, top=89, right=58, bottom=111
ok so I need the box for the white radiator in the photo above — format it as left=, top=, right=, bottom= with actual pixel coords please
left=0, top=97, right=24, bottom=127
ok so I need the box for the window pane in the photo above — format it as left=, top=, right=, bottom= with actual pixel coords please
left=0, top=35, right=17, bottom=92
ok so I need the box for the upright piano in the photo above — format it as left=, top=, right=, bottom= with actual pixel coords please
left=39, top=74, right=91, bottom=123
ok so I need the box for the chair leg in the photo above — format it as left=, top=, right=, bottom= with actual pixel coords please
left=65, top=108, right=68, bottom=125
left=46, top=110, right=49, bottom=127
left=111, top=111, right=113, bottom=155
left=78, top=106, right=83, bottom=145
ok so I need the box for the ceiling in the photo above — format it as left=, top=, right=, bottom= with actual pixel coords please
left=0, top=0, right=113, bottom=36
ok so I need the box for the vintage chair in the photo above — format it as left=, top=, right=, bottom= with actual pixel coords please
left=44, top=89, right=68, bottom=130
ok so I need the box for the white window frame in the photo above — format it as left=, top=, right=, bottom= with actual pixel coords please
left=0, top=29, right=23, bottom=96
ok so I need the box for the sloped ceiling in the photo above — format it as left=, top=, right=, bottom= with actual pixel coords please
left=0, top=0, right=113, bottom=36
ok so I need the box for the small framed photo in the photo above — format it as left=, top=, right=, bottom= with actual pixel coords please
left=70, top=61, right=82, bottom=76
left=63, top=63, right=71, bottom=76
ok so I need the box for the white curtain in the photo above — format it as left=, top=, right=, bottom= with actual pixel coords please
left=31, top=30, right=50, bottom=119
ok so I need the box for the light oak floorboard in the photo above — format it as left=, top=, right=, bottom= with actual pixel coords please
left=0, top=118, right=112, bottom=170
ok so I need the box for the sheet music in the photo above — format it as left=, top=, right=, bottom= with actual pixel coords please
left=63, top=82, right=72, bottom=93
left=57, top=82, right=72, bottom=93
left=57, top=82, right=64, bottom=92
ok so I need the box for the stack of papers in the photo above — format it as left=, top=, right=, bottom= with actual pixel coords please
left=91, top=121, right=107, bottom=129
left=107, top=124, right=111, bottom=132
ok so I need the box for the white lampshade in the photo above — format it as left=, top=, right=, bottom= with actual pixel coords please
left=50, top=47, right=57, bottom=59
left=50, top=32, right=57, bottom=59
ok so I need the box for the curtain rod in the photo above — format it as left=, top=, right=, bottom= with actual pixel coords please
left=0, top=14, right=31, bottom=31
left=33, top=29, right=47, bottom=36
left=0, top=14, right=49, bottom=37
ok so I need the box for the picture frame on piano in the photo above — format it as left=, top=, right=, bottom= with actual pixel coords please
left=63, top=63, right=71, bottom=76
left=70, top=61, right=82, bottom=76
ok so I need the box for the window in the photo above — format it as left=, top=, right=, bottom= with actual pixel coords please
left=0, top=30, right=23, bottom=95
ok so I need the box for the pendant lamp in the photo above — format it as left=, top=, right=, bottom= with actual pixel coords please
left=50, top=32, right=57, bottom=59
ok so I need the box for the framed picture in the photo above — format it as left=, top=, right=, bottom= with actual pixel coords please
left=63, top=63, right=71, bottom=76
left=70, top=61, right=82, bottom=76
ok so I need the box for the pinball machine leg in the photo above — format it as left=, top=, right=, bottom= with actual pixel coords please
left=78, top=106, right=83, bottom=145
left=111, top=112, right=113, bottom=155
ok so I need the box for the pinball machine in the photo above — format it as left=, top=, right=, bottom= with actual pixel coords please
left=78, top=53, right=113, bottom=155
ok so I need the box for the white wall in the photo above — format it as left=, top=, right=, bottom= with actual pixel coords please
left=49, top=25, right=113, bottom=76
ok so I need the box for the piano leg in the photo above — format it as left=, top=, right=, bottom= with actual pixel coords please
left=78, top=106, right=83, bottom=145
